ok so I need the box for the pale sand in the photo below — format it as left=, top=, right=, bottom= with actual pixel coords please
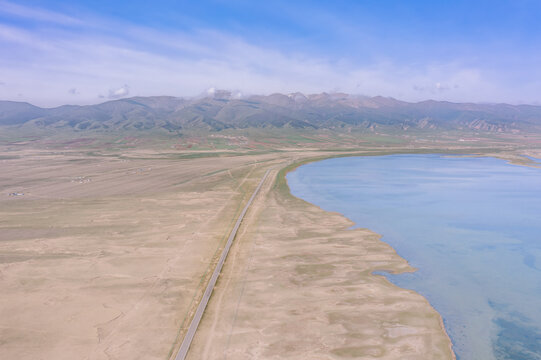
left=0, top=146, right=458, bottom=359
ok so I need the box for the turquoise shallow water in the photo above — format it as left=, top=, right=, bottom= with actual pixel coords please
left=287, top=155, right=541, bottom=360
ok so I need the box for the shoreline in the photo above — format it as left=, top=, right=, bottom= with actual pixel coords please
left=278, top=150, right=541, bottom=360
left=183, top=150, right=458, bottom=359
left=280, top=153, right=457, bottom=359
left=184, top=149, right=541, bottom=359
left=2, top=144, right=537, bottom=359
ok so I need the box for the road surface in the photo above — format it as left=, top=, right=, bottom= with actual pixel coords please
left=174, top=169, right=271, bottom=360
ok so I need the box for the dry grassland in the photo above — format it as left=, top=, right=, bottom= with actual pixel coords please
left=185, top=166, right=454, bottom=360
left=0, top=147, right=282, bottom=359
left=4, top=143, right=519, bottom=359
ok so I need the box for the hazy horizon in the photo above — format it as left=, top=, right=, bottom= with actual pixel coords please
left=5, top=89, right=541, bottom=110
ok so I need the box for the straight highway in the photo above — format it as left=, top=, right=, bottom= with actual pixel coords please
left=174, top=169, right=271, bottom=360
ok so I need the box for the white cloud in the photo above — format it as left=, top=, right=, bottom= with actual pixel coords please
left=0, top=1, right=538, bottom=106
left=108, top=85, right=130, bottom=99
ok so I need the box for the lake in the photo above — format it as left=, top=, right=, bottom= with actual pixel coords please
left=287, top=154, right=541, bottom=360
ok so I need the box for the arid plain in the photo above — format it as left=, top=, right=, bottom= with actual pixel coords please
left=1, top=133, right=540, bottom=360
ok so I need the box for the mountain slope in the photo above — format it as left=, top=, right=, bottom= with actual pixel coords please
left=1, top=93, right=540, bottom=133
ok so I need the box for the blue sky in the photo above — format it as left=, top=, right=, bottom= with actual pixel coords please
left=1, top=0, right=540, bottom=106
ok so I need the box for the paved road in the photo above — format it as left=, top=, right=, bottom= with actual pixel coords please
left=174, top=169, right=271, bottom=360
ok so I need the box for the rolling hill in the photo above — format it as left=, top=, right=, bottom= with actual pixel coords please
left=1, top=92, right=541, bottom=134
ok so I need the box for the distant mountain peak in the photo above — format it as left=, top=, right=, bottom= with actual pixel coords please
left=1, top=93, right=540, bottom=134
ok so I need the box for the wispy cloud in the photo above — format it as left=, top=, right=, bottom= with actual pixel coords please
left=0, top=0, right=80, bottom=25
left=0, top=1, right=537, bottom=106
left=413, top=82, right=460, bottom=94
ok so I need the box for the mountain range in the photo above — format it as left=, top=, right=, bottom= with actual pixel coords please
left=1, top=91, right=541, bottom=134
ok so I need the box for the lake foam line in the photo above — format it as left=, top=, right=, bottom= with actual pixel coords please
left=287, top=154, right=541, bottom=360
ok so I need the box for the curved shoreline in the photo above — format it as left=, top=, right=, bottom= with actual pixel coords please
left=283, top=152, right=541, bottom=360
left=179, top=148, right=536, bottom=359
left=279, top=153, right=457, bottom=359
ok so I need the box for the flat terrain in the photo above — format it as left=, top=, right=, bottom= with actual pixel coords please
left=1, top=137, right=540, bottom=360
left=0, top=146, right=282, bottom=359
left=184, top=166, right=454, bottom=360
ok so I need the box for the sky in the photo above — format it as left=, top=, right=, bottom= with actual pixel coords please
left=1, top=0, right=541, bottom=107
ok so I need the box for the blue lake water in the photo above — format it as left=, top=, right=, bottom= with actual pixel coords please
left=287, top=154, right=541, bottom=360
